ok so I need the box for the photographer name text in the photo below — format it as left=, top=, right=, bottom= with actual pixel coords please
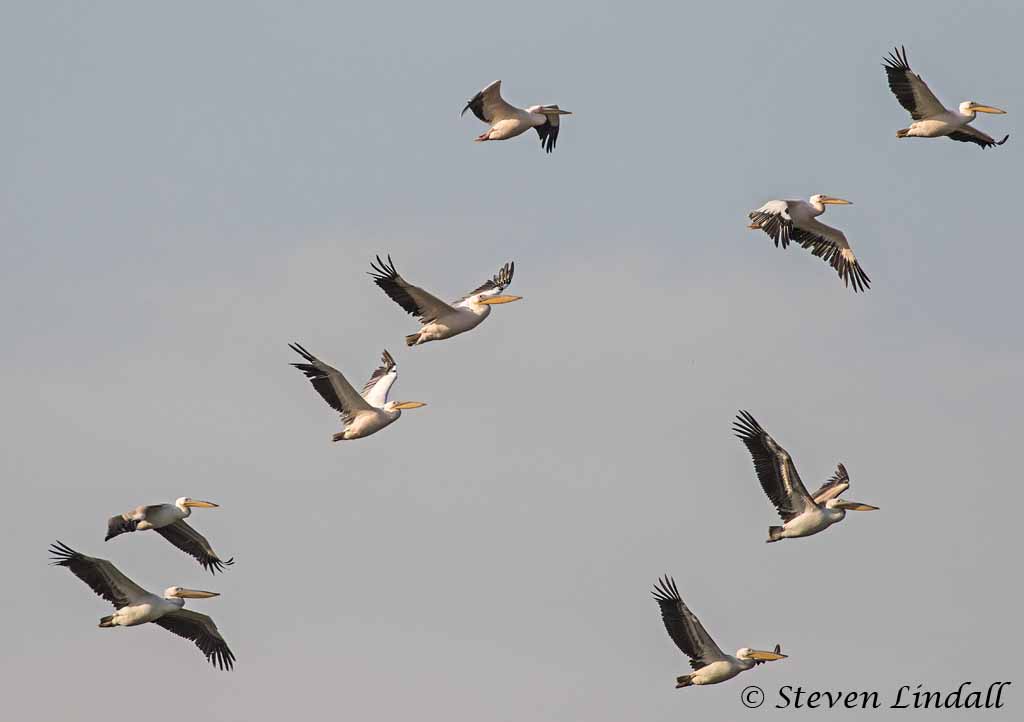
left=772, top=681, right=1011, bottom=710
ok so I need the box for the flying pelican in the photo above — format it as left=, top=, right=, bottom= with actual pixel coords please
left=733, top=411, right=879, bottom=543
left=652, top=576, right=786, bottom=688
left=369, top=256, right=520, bottom=346
left=49, top=541, right=235, bottom=670
left=884, top=46, right=1008, bottom=148
left=105, top=497, right=234, bottom=574
left=462, top=80, right=572, bottom=153
left=289, top=344, right=425, bottom=441
left=748, top=195, right=870, bottom=292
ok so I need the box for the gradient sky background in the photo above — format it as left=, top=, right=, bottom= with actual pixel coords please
left=3, top=1, right=1022, bottom=719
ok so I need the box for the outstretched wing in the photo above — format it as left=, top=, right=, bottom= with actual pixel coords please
left=369, top=255, right=455, bottom=324
left=154, top=609, right=236, bottom=671
left=652, top=576, right=728, bottom=671
left=361, top=349, right=398, bottom=407
left=733, top=411, right=817, bottom=523
left=883, top=46, right=946, bottom=120
left=795, top=217, right=871, bottom=293
left=461, top=80, right=518, bottom=124
left=49, top=541, right=148, bottom=608
left=154, top=520, right=234, bottom=575
left=457, top=262, right=515, bottom=302
left=947, top=126, right=1009, bottom=149
left=534, top=115, right=560, bottom=153
left=289, top=343, right=372, bottom=424
left=811, top=464, right=851, bottom=504
left=748, top=200, right=800, bottom=249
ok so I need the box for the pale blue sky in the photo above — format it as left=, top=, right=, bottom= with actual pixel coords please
left=2, top=1, right=1022, bottom=719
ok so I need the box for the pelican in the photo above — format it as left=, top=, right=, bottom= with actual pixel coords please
left=652, top=576, right=786, bottom=688
left=748, top=195, right=870, bottom=292
left=369, top=256, right=520, bottom=346
left=884, top=46, right=1008, bottom=148
left=462, top=80, right=572, bottom=153
left=733, top=411, right=879, bottom=543
left=49, top=541, right=235, bottom=670
left=289, top=344, right=425, bottom=441
left=105, top=497, right=234, bottom=574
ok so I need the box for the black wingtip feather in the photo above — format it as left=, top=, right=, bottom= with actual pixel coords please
left=652, top=575, right=682, bottom=604
left=732, top=410, right=764, bottom=440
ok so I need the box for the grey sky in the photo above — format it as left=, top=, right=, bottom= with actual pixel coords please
left=2, top=1, right=1022, bottom=719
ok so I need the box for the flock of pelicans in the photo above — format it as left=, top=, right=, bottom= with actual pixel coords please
left=50, top=46, right=1007, bottom=688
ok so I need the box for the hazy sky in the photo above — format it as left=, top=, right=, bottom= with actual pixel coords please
left=3, top=1, right=1022, bottom=719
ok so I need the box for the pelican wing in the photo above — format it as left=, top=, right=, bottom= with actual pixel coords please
left=49, top=541, right=148, bottom=608
left=154, top=520, right=234, bottom=575
left=794, top=218, right=871, bottom=293
left=652, top=576, right=728, bottom=671
left=361, top=349, right=398, bottom=407
left=947, top=126, right=1009, bottom=149
left=811, top=464, right=851, bottom=504
left=154, top=609, right=236, bottom=671
left=105, top=504, right=150, bottom=540
left=369, top=255, right=455, bottom=324
left=534, top=116, right=560, bottom=153
left=461, top=80, right=518, bottom=124
left=733, top=411, right=817, bottom=523
left=289, top=343, right=373, bottom=424
left=749, top=200, right=800, bottom=248
left=457, top=262, right=515, bottom=302
left=883, top=46, right=945, bottom=120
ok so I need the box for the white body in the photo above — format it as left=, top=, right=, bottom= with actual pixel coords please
left=134, top=501, right=189, bottom=530
left=482, top=109, right=549, bottom=141
left=903, top=107, right=978, bottom=138
left=779, top=198, right=822, bottom=225
left=110, top=593, right=184, bottom=627
left=775, top=505, right=845, bottom=540
left=689, top=655, right=757, bottom=685
left=412, top=302, right=491, bottom=345
left=339, top=406, right=402, bottom=440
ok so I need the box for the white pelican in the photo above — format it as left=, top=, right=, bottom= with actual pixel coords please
left=652, top=576, right=786, bottom=688
left=748, top=195, right=870, bottom=292
left=105, top=497, right=234, bottom=574
left=289, top=344, right=425, bottom=441
left=369, top=256, right=521, bottom=346
left=50, top=541, right=235, bottom=670
left=733, top=411, right=879, bottom=543
left=462, top=80, right=572, bottom=153
left=884, top=46, right=1008, bottom=148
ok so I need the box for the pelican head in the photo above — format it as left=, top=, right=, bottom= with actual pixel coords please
left=828, top=498, right=879, bottom=512
left=164, top=586, right=220, bottom=600
left=386, top=401, right=427, bottom=411
left=961, top=101, right=1006, bottom=115
left=175, top=497, right=219, bottom=510
left=810, top=194, right=852, bottom=206
left=529, top=104, right=573, bottom=116
left=737, top=646, right=787, bottom=662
